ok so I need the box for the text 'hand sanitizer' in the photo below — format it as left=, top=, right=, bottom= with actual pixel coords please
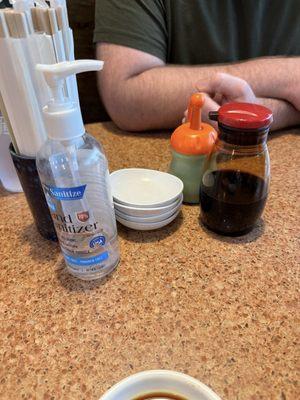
left=36, top=60, right=120, bottom=280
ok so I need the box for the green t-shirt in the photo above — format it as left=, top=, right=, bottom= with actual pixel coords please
left=94, top=0, right=300, bottom=64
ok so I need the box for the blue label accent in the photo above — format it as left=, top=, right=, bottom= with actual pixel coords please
left=89, top=235, right=106, bottom=249
left=45, top=193, right=56, bottom=212
left=47, top=200, right=56, bottom=212
left=45, top=184, right=86, bottom=201
left=63, top=251, right=109, bottom=267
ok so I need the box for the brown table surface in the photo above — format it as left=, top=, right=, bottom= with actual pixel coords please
left=0, top=122, right=299, bottom=400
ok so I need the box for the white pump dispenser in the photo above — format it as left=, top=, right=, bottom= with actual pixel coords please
left=36, top=60, right=120, bottom=281
left=36, top=60, right=103, bottom=140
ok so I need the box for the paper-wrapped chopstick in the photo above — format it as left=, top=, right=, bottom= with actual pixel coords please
left=0, top=0, right=79, bottom=157
left=0, top=10, right=47, bottom=156
left=0, top=91, right=19, bottom=153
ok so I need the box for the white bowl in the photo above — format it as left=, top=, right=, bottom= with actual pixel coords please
left=100, top=370, right=221, bottom=400
left=115, top=203, right=181, bottom=223
left=114, top=194, right=183, bottom=217
left=116, top=209, right=181, bottom=231
left=110, top=168, right=183, bottom=208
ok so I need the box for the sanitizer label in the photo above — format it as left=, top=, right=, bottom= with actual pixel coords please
left=44, top=184, right=86, bottom=200
left=43, top=183, right=115, bottom=271
left=63, top=251, right=109, bottom=266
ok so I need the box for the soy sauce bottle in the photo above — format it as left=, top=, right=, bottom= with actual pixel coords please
left=199, top=102, right=273, bottom=236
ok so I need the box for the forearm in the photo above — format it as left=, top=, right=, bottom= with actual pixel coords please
left=97, top=42, right=299, bottom=131
left=102, top=61, right=299, bottom=131
left=226, top=57, right=299, bottom=106
left=104, top=65, right=300, bottom=132
left=258, top=98, right=300, bottom=131
left=100, top=65, right=224, bottom=131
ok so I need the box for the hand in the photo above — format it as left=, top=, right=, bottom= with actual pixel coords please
left=183, top=73, right=257, bottom=125
left=197, top=72, right=257, bottom=105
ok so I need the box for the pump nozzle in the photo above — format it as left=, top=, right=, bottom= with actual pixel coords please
left=36, top=60, right=104, bottom=140
left=37, top=60, right=103, bottom=104
left=37, top=60, right=103, bottom=88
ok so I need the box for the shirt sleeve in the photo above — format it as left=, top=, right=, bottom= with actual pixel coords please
left=94, top=0, right=168, bottom=62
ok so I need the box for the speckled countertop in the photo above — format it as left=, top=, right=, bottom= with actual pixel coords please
left=0, top=123, right=299, bottom=400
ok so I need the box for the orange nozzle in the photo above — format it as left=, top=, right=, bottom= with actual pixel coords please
left=187, top=92, right=205, bottom=130
left=170, top=92, right=217, bottom=156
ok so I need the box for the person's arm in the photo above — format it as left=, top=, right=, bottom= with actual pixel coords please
left=96, top=43, right=300, bottom=131
left=258, top=98, right=300, bottom=131
left=195, top=73, right=300, bottom=131
left=225, top=57, right=300, bottom=111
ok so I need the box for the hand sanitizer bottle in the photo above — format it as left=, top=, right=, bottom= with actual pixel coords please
left=36, top=60, right=120, bottom=280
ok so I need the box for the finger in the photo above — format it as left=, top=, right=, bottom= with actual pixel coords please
left=201, top=94, right=219, bottom=130
left=182, top=109, right=188, bottom=123
left=195, top=77, right=216, bottom=97
left=212, top=92, right=223, bottom=104
left=182, top=94, right=219, bottom=129
left=216, top=73, right=256, bottom=102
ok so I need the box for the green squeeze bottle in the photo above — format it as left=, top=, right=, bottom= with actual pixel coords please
left=169, top=93, right=217, bottom=203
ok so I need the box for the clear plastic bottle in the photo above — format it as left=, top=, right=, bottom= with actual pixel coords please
left=37, top=133, right=120, bottom=280
left=36, top=60, right=119, bottom=280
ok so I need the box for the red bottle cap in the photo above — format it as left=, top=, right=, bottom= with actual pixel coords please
left=209, top=102, right=273, bottom=130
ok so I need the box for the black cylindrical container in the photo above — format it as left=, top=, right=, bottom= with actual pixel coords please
left=9, top=144, right=57, bottom=241
left=200, top=102, right=273, bottom=236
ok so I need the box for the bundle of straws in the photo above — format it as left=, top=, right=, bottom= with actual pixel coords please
left=0, top=0, right=78, bottom=157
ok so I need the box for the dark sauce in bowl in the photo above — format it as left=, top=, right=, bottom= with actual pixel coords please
left=133, top=393, right=187, bottom=400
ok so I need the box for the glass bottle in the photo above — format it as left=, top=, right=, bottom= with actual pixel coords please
left=200, top=102, right=273, bottom=236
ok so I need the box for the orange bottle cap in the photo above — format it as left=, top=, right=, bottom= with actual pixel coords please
left=171, top=93, right=217, bottom=155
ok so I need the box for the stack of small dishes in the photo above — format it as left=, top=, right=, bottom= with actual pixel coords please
left=110, top=168, right=183, bottom=231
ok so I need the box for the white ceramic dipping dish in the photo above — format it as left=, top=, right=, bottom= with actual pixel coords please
left=110, top=169, right=184, bottom=208
left=114, top=194, right=183, bottom=217
left=100, top=370, right=221, bottom=400
left=115, top=202, right=181, bottom=223
left=115, top=209, right=181, bottom=230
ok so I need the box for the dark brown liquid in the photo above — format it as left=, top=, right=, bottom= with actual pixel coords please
left=133, top=393, right=187, bottom=400
left=200, top=170, right=268, bottom=235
